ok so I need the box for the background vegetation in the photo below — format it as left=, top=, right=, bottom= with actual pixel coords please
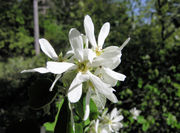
left=0, top=0, right=179, bottom=132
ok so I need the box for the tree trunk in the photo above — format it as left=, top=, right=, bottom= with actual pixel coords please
left=33, top=0, right=40, bottom=55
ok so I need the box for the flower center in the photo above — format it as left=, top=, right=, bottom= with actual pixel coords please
left=95, top=47, right=102, bottom=56
left=77, top=60, right=89, bottom=73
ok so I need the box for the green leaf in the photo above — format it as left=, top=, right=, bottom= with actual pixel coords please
left=89, top=99, right=99, bottom=121
left=75, top=123, right=83, bottom=133
left=142, top=122, right=150, bottom=131
left=74, top=96, right=84, bottom=121
left=44, top=99, right=64, bottom=132
left=54, top=98, right=73, bottom=133
left=172, top=82, right=180, bottom=97
left=166, top=113, right=177, bottom=127
left=91, top=92, right=106, bottom=110
left=138, top=78, right=143, bottom=88
left=28, top=78, right=57, bottom=109
left=137, top=116, right=146, bottom=124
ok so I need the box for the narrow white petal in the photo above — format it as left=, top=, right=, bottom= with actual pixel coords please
left=110, top=108, right=118, bottom=119
left=109, top=124, right=114, bottom=132
left=68, top=72, right=89, bottom=103
left=103, top=67, right=126, bottom=81
left=68, top=102, right=75, bottom=132
left=119, top=37, right=130, bottom=50
left=98, top=22, right=110, bottom=49
left=21, top=67, right=50, bottom=74
left=69, top=28, right=83, bottom=51
left=47, top=61, right=76, bottom=74
left=81, top=34, right=89, bottom=48
left=88, top=72, right=118, bottom=103
left=75, top=49, right=84, bottom=62
left=49, top=74, right=61, bottom=91
left=83, top=88, right=91, bottom=120
left=39, top=38, right=58, bottom=60
left=84, top=15, right=97, bottom=48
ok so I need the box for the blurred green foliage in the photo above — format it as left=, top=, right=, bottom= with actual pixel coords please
left=0, top=0, right=179, bottom=132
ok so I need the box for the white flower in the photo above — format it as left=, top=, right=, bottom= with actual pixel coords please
left=21, top=38, right=75, bottom=91
left=130, top=107, right=141, bottom=120
left=84, top=15, right=130, bottom=62
left=84, top=15, right=130, bottom=86
left=96, top=108, right=123, bottom=133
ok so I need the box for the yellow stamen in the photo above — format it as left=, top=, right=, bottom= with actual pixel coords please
left=95, top=47, right=102, bottom=56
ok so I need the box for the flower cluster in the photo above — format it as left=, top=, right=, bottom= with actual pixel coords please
left=22, top=15, right=130, bottom=131
left=96, top=108, right=124, bottom=133
left=130, top=107, right=141, bottom=120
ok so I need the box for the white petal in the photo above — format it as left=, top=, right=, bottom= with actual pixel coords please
left=103, top=67, right=126, bottom=81
left=110, top=56, right=121, bottom=69
left=98, top=22, right=110, bottom=49
left=102, top=46, right=122, bottom=58
left=83, top=88, right=91, bottom=120
left=68, top=83, right=82, bottom=103
left=64, top=50, right=74, bottom=59
left=110, top=108, right=118, bottom=119
left=92, top=55, right=121, bottom=70
left=101, top=129, right=108, bottom=133
left=119, top=37, right=130, bottom=50
left=95, top=68, right=117, bottom=87
left=81, top=34, right=89, bottom=48
left=88, top=72, right=118, bottom=103
left=69, top=28, right=83, bottom=51
left=68, top=102, right=75, bottom=132
left=39, top=38, right=58, bottom=60
left=91, top=90, right=106, bottom=110
left=47, top=61, right=76, bottom=74
left=109, top=124, right=114, bottom=132
left=74, top=49, right=84, bottom=62
left=112, top=115, right=124, bottom=123
left=95, top=119, right=99, bottom=133
left=49, top=74, right=61, bottom=91
left=84, top=15, right=97, bottom=48
left=68, top=72, right=89, bottom=103
left=111, top=123, right=123, bottom=131
left=21, top=67, right=50, bottom=74
left=92, top=46, right=122, bottom=69
left=82, top=49, right=96, bottom=63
